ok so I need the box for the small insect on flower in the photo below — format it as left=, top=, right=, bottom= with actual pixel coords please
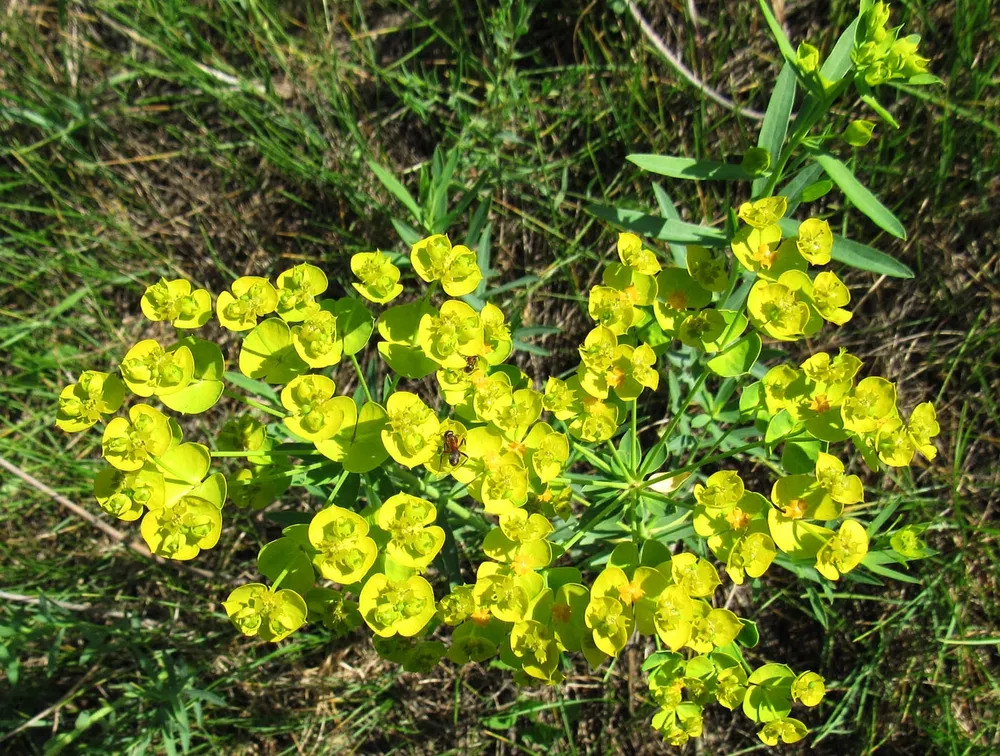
left=464, top=355, right=480, bottom=373
left=441, top=429, right=468, bottom=468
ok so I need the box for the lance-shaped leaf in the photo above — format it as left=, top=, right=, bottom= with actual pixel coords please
left=812, top=151, right=906, bottom=239
left=587, top=203, right=729, bottom=247
left=628, top=154, right=756, bottom=181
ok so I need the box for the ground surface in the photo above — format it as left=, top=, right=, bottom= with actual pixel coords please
left=1, top=0, right=998, bottom=754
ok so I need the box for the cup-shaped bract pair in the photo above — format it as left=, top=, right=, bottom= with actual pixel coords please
left=280, top=374, right=349, bottom=443
left=275, top=263, right=328, bottom=322
left=306, top=587, right=363, bottom=638
left=224, top=583, right=307, bottom=642
left=375, top=493, right=445, bottom=572
left=381, top=391, right=441, bottom=468
left=217, top=277, right=278, bottom=331
left=308, top=504, right=378, bottom=585
left=410, top=234, right=483, bottom=297
left=140, top=493, right=223, bottom=561
left=358, top=573, right=436, bottom=638
left=291, top=304, right=342, bottom=369
left=140, top=277, right=213, bottom=329
left=351, top=251, right=404, bottom=304
left=93, top=466, right=165, bottom=521
left=416, top=300, right=483, bottom=368
left=56, top=370, right=125, bottom=432
left=119, top=339, right=195, bottom=398
left=101, top=404, right=172, bottom=471
left=617, top=232, right=662, bottom=275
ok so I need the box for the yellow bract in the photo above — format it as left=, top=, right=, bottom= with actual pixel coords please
left=120, top=340, right=195, bottom=397
left=56, top=371, right=125, bottom=432
left=216, top=277, right=278, bottom=331
left=101, top=404, right=171, bottom=471
left=141, top=278, right=213, bottom=328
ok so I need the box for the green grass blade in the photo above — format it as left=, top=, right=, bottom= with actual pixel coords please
left=757, top=0, right=801, bottom=72
left=627, top=154, right=754, bottom=181
left=367, top=160, right=422, bottom=226
left=587, top=203, right=728, bottom=246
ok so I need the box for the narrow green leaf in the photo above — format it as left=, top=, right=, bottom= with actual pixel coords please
left=368, top=159, right=422, bottom=224
left=651, top=183, right=686, bottom=265
left=812, top=151, right=906, bottom=239
left=627, top=154, right=754, bottom=181
left=757, top=0, right=800, bottom=71
left=819, top=18, right=860, bottom=82
left=860, top=93, right=901, bottom=129
left=586, top=203, right=728, bottom=246
left=778, top=163, right=824, bottom=215
left=752, top=63, right=797, bottom=199
left=778, top=218, right=913, bottom=278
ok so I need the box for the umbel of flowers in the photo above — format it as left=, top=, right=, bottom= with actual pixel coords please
left=55, top=3, right=940, bottom=747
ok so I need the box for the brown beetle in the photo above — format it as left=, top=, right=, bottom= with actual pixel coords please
left=441, top=429, right=468, bottom=468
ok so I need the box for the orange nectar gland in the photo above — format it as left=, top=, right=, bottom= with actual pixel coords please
left=783, top=498, right=808, bottom=519
left=508, top=440, right=526, bottom=456
left=810, top=394, right=832, bottom=414
left=624, top=284, right=640, bottom=303
left=552, top=603, right=572, bottom=623
left=617, top=580, right=645, bottom=606
left=666, top=290, right=688, bottom=311
left=471, top=608, right=492, bottom=627
left=726, top=506, right=751, bottom=531
left=537, top=489, right=553, bottom=503
left=753, top=241, right=778, bottom=269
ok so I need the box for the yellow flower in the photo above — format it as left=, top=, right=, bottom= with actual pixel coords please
left=308, top=505, right=378, bottom=584
left=224, top=583, right=307, bottom=642
left=737, top=196, right=788, bottom=228
left=280, top=374, right=347, bottom=443
left=351, top=251, right=404, bottom=303
left=811, top=271, right=852, bottom=325
left=291, top=307, right=342, bottom=368
left=375, top=493, right=445, bottom=572
left=56, top=370, right=125, bottom=432
left=381, top=391, right=441, bottom=468
left=216, top=277, right=278, bottom=331
left=101, top=404, right=172, bottom=471
left=359, top=574, right=436, bottom=638
left=616, top=232, right=661, bottom=275
left=140, top=494, right=222, bottom=560
left=140, top=278, right=213, bottom=329
left=410, top=235, right=483, bottom=296
left=119, top=339, right=195, bottom=397
left=275, top=263, right=328, bottom=322
left=731, top=225, right=805, bottom=280
left=796, top=219, right=833, bottom=265
left=815, top=519, right=869, bottom=580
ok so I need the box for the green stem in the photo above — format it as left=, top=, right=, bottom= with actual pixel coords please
left=640, top=369, right=710, bottom=476
left=561, top=490, right=629, bottom=551
left=349, top=353, right=374, bottom=403
left=269, top=566, right=290, bottom=591
left=223, top=389, right=286, bottom=419
left=605, top=439, right=633, bottom=483
left=630, top=399, right=639, bottom=476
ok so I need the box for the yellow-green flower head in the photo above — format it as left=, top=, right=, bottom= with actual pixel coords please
left=801, top=348, right=863, bottom=389
left=726, top=532, right=777, bottom=585
left=480, top=454, right=530, bottom=515
left=523, top=423, right=570, bottom=483
left=890, top=525, right=930, bottom=560
left=876, top=417, right=916, bottom=467
left=585, top=595, right=633, bottom=656
left=306, top=587, right=362, bottom=637
left=569, top=395, right=619, bottom=443
left=811, top=271, right=852, bottom=325
left=677, top=310, right=727, bottom=350
left=694, top=470, right=745, bottom=510
left=94, top=466, right=164, bottom=521
left=715, top=658, right=749, bottom=710
left=587, top=285, right=637, bottom=335
left=56, top=370, right=125, bottom=432
left=375, top=493, right=445, bottom=571
left=491, top=388, right=543, bottom=440
left=382, top=391, right=441, bottom=468
left=796, top=218, right=833, bottom=265
left=410, top=234, right=483, bottom=296
left=275, top=263, right=328, bottom=322
left=815, top=519, right=869, bottom=580
left=685, top=603, right=742, bottom=654
left=308, top=504, right=378, bottom=584
left=499, top=509, right=554, bottom=544
left=694, top=488, right=766, bottom=556
left=291, top=307, right=342, bottom=368
left=814, top=452, right=864, bottom=505
left=607, top=344, right=659, bottom=402
left=473, top=567, right=533, bottom=623
left=887, top=35, right=930, bottom=78
left=417, top=300, right=483, bottom=368
left=653, top=702, right=704, bottom=746
left=738, top=196, right=788, bottom=229
left=438, top=584, right=477, bottom=625
left=140, top=494, right=222, bottom=560
left=858, top=1, right=891, bottom=45
left=119, top=339, right=195, bottom=398
left=797, top=40, right=821, bottom=73
left=224, top=583, right=307, bottom=642
left=140, top=278, right=213, bottom=329
left=841, top=376, right=897, bottom=434
left=217, top=414, right=269, bottom=459
left=760, top=364, right=807, bottom=415
left=747, top=275, right=813, bottom=342
left=216, top=277, right=278, bottom=331
left=771, top=473, right=843, bottom=522
left=686, top=246, right=729, bottom=292
left=653, top=585, right=696, bottom=651
left=351, top=251, right=403, bottom=304
left=731, top=225, right=806, bottom=280
left=102, top=404, right=172, bottom=471
left=359, top=573, right=436, bottom=638
left=604, top=262, right=658, bottom=306
left=543, top=376, right=580, bottom=420
left=510, top=620, right=561, bottom=681
left=617, top=232, right=662, bottom=275
left=578, top=326, right=618, bottom=389
left=908, top=402, right=940, bottom=460
left=758, top=718, right=808, bottom=746
left=671, top=553, right=721, bottom=598
left=280, top=374, right=345, bottom=442
left=654, top=268, right=712, bottom=333
left=480, top=303, right=513, bottom=366
left=471, top=372, right=514, bottom=424
left=792, top=671, right=825, bottom=707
